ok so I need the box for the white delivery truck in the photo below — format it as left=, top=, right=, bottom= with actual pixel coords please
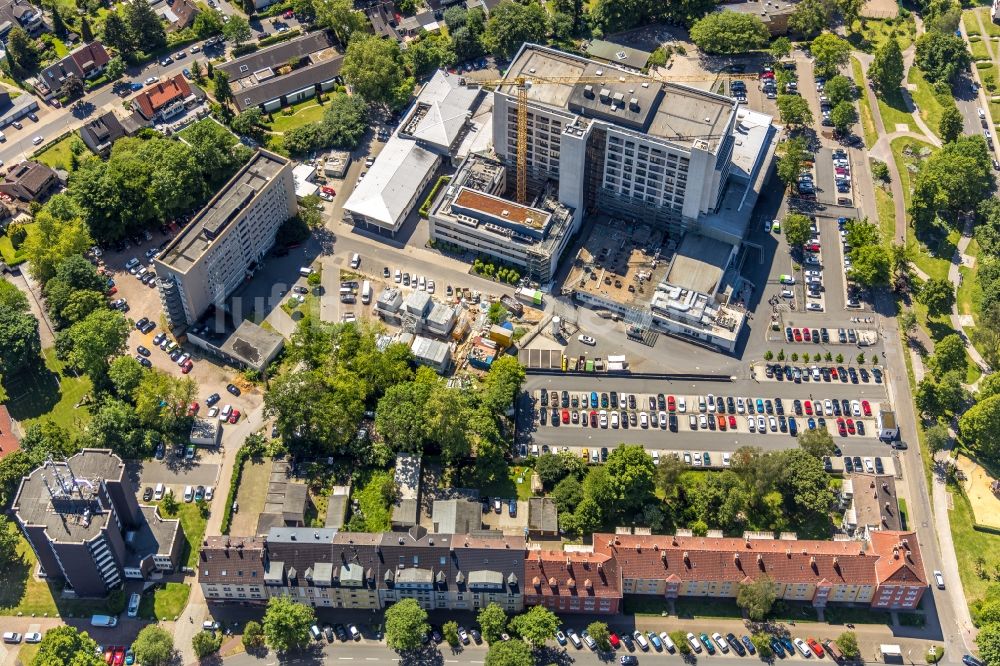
left=361, top=280, right=371, bottom=304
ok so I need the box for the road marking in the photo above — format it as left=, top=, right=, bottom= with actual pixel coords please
left=366, top=658, right=379, bottom=661
left=338, top=658, right=354, bottom=660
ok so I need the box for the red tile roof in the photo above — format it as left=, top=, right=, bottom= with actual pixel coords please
left=70, top=41, right=110, bottom=75
left=134, top=74, right=192, bottom=118
left=592, top=532, right=925, bottom=588
left=524, top=549, right=622, bottom=600
left=869, top=531, right=926, bottom=586
left=0, top=405, right=19, bottom=461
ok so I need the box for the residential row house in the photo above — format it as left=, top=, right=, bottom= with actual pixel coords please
left=200, top=526, right=525, bottom=613
left=199, top=527, right=927, bottom=613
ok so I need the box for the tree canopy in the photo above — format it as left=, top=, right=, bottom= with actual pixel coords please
left=777, top=95, right=814, bottom=127
left=282, top=92, right=369, bottom=155
left=689, top=11, right=769, bottom=54
left=385, top=598, right=429, bottom=652
left=342, top=35, right=415, bottom=111
left=509, top=605, right=558, bottom=647
left=868, top=38, right=904, bottom=93
left=914, top=31, right=971, bottom=83
left=811, top=33, right=851, bottom=78
left=31, top=626, right=104, bottom=666
left=483, top=0, right=549, bottom=59
left=262, top=596, right=316, bottom=653
left=131, top=625, right=174, bottom=666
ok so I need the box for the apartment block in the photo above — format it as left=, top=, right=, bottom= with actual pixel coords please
left=199, top=536, right=268, bottom=602
left=593, top=530, right=926, bottom=610
left=12, top=449, right=183, bottom=597
left=155, top=150, right=296, bottom=330
left=523, top=547, right=623, bottom=614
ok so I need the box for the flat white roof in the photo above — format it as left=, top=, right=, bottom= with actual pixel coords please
left=343, top=134, right=439, bottom=229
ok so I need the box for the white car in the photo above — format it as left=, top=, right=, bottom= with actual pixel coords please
left=757, top=416, right=766, bottom=431
left=736, top=397, right=745, bottom=413
left=851, top=400, right=862, bottom=416
left=722, top=452, right=731, bottom=466
left=807, top=302, right=824, bottom=312
left=677, top=397, right=687, bottom=413
left=747, top=417, right=756, bottom=432
left=205, top=486, right=214, bottom=500
left=712, top=633, right=730, bottom=653
left=184, top=485, right=194, bottom=502
left=659, top=411, right=668, bottom=428
left=769, top=416, right=777, bottom=431
left=427, top=280, right=435, bottom=293
left=794, top=638, right=813, bottom=658
left=207, top=407, right=219, bottom=418
left=394, top=269, right=401, bottom=283
left=640, top=412, right=649, bottom=428
left=781, top=288, right=794, bottom=298
left=934, top=570, right=945, bottom=588
left=599, top=410, right=608, bottom=428
left=824, top=399, right=833, bottom=415
left=145, top=76, right=159, bottom=85
left=698, top=414, right=708, bottom=429
left=686, top=633, right=703, bottom=653
left=578, top=334, right=596, bottom=345
left=31, top=135, right=43, bottom=145
left=610, top=411, right=619, bottom=428
left=23, top=633, right=42, bottom=644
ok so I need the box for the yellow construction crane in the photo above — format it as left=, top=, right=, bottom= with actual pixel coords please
left=468, top=70, right=737, bottom=204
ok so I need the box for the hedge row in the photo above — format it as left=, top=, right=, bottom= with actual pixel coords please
left=419, top=175, right=451, bottom=218
left=220, top=444, right=251, bottom=534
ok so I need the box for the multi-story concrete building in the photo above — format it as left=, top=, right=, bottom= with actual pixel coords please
left=593, top=529, right=926, bottom=610
left=428, top=155, right=577, bottom=283
left=12, top=449, right=183, bottom=597
left=155, top=150, right=296, bottom=330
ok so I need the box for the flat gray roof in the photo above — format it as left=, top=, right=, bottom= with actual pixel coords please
left=665, top=234, right=733, bottom=295
left=501, top=44, right=735, bottom=150
left=219, top=31, right=335, bottom=82
left=13, top=449, right=126, bottom=542
left=158, top=150, right=288, bottom=273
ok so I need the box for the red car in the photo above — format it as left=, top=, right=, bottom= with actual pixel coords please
left=590, top=411, right=597, bottom=427
left=187, top=402, right=199, bottom=415
left=229, top=409, right=241, bottom=424
left=837, top=417, right=847, bottom=437
left=807, top=639, right=824, bottom=657
left=104, top=648, right=114, bottom=665
left=803, top=328, right=811, bottom=342
left=846, top=418, right=856, bottom=435
left=830, top=367, right=838, bottom=379
left=728, top=415, right=737, bottom=429
left=806, top=242, right=821, bottom=252
left=283, top=8, right=294, bottom=17
left=609, top=632, right=621, bottom=649
left=804, top=401, right=813, bottom=415
left=181, top=360, right=194, bottom=374
left=107, top=286, right=118, bottom=295
left=113, top=648, right=126, bottom=666
left=862, top=400, right=872, bottom=416
left=717, top=414, right=727, bottom=431
left=793, top=328, right=802, bottom=342
left=667, top=395, right=676, bottom=412
left=561, top=409, right=569, bottom=424
left=321, top=185, right=336, bottom=195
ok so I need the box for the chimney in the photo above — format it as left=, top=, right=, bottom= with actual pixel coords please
left=885, top=501, right=892, bottom=513
left=567, top=578, right=576, bottom=589
left=584, top=579, right=593, bottom=589
left=683, top=551, right=690, bottom=566
left=833, top=557, right=840, bottom=571
left=661, top=551, right=667, bottom=563
left=893, top=548, right=900, bottom=560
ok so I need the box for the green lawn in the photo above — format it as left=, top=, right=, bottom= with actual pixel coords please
left=990, top=99, right=1000, bottom=125
left=850, top=15, right=915, bottom=52
left=138, top=582, right=191, bottom=621
left=33, top=133, right=91, bottom=173
left=177, top=118, right=238, bottom=147
left=6, top=348, right=93, bottom=432
left=852, top=58, right=878, bottom=148
left=0, top=223, right=35, bottom=266
left=878, top=87, right=919, bottom=135
left=971, top=38, right=992, bottom=62
left=897, top=497, right=908, bottom=530
left=351, top=470, right=394, bottom=532
left=875, top=186, right=895, bottom=241
left=158, top=499, right=208, bottom=568
left=964, top=9, right=983, bottom=36
left=907, top=67, right=949, bottom=139
left=264, top=99, right=327, bottom=133
left=510, top=465, right=534, bottom=500
left=948, top=482, right=1000, bottom=604
left=979, top=7, right=1000, bottom=37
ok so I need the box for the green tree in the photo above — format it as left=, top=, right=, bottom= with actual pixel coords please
left=123, top=0, right=167, bottom=52
left=191, top=631, right=221, bottom=659
left=750, top=633, right=773, bottom=659
left=80, top=15, right=94, bottom=41
left=811, top=33, right=851, bottom=78
left=978, top=622, right=1000, bottom=666
left=508, top=605, right=558, bottom=648
left=848, top=244, right=891, bottom=286
left=59, top=309, right=129, bottom=383
left=102, top=12, right=134, bottom=56
left=193, top=9, right=223, bottom=38
left=262, top=596, right=315, bottom=653
left=552, top=475, right=583, bottom=513
left=777, top=94, right=814, bottom=127
left=689, top=11, right=769, bottom=54
left=384, top=598, right=429, bottom=652
left=917, top=277, right=956, bottom=316
left=0, top=280, right=28, bottom=313
left=0, top=308, right=41, bottom=377
left=484, top=640, right=533, bottom=666
left=6, top=26, right=39, bottom=72
left=222, top=14, right=251, bottom=44
left=213, top=70, right=232, bottom=104
left=784, top=212, right=812, bottom=248
left=830, top=100, right=857, bottom=133
left=869, top=38, right=904, bottom=93
left=836, top=631, right=860, bottom=660
left=132, top=625, right=174, bottom=666
left=939, top=104, right=963, bottom=143
left=837, top=0, right=863, bottom=30
left=161, top=489, right=178, bottom=514
left=777, top=136, right=809, bottom=186
left=798, top=427, right=836, bottom=458
left=477, top=603, right=508, bottom=644
left=960, top=394, right=1000, bottom=458
left=930, top=333, right=968, bottom=375
left=24, top=210, right=92, bottom=284
left=770, top=36, right=792, bottom=60
left=242, top=620, right=264, bottom=650
left=341, top=35, right=415, bottom=110
left=915, top=31, right=971, bottom=83
left=824, top=74, right=853, bottom=106
left=603, top=445, right=655, bottom=514
left=442, top=621, right=460, bottom=647
left=737, top=575, right=779, bottom=620
left=31, top=626, right=104, bottom=666
left=314, top=0, right=369, bottom=44
left=106, top=56, right=126, bottom=81
left=788, top=0, right=833, bottom=38
left=587, top=621, right=611, bottom=651
left=483, top=0, right=549, bottom=59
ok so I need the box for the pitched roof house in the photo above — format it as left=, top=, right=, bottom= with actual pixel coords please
left=133, top=74, right=193, bottom=120
left=37, top=41, right=110, bottom=98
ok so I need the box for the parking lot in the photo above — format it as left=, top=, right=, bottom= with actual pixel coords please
left=128, top=457, right=221, bottom=493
